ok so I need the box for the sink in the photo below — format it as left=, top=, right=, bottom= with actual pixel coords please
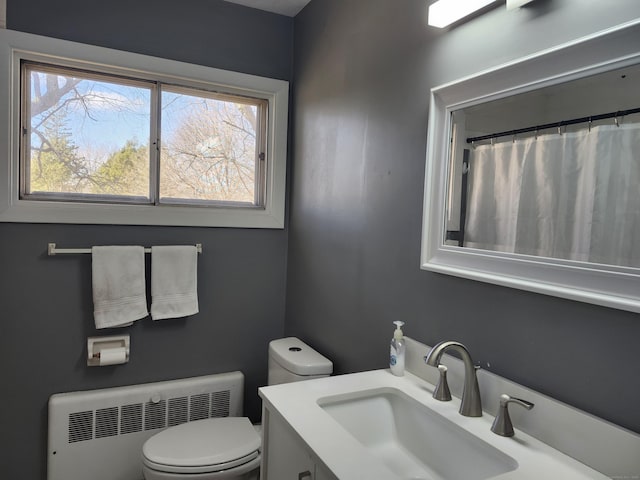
left=318, top=387, right=518, bottom=480
left=262, top=368, right=617, bottom=480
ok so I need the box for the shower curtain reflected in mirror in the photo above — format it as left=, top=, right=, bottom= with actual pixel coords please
left=464, top=123, right=640, bottom=268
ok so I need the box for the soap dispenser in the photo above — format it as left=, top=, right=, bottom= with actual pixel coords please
left=390, top=321, right=405, bottom=376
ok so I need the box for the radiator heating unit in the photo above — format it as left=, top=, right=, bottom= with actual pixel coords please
left=47, top=371, right=244, bottom=480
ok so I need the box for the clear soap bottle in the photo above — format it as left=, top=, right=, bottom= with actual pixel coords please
left=390, top=321, right=405, bottom=376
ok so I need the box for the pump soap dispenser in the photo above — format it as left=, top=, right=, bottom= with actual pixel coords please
left=390, top=321, right=405, bottom=376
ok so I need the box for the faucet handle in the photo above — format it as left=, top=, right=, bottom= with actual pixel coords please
left=433, top=364, right=452, bottom=401
left=491, top=394, right=534, bottom=437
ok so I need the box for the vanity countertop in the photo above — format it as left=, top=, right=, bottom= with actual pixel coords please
left=259, top=369, right=610, bottom=480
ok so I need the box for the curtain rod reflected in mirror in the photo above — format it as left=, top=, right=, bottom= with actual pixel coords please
left=466, top=106, right=640, bottom=144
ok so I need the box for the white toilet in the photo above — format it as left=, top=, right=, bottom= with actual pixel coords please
left=141, top=337, right=333, bottom=480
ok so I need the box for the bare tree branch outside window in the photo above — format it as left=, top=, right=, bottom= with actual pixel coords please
left=160, top=91, right=260, bottom=203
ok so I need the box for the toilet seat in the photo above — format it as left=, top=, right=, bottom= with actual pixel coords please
left=142, top=417, right=261, bottom=475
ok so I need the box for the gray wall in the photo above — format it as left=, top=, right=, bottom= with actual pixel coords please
left=287, top=0, right=640, bottom=435
left=3, top=0, right=640, bottom=478
left=1, top=1, right=292, bottom=478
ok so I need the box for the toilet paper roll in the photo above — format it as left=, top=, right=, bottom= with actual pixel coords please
left=99, top=347, right=127, bottom=366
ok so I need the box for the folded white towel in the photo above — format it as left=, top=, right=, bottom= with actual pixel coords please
left=151, top=246, right=199, bottom=320
left=92, top=246, right=149, bottom=329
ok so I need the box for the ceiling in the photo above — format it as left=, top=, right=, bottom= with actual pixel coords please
left=223, top=0, right=312, bottom=16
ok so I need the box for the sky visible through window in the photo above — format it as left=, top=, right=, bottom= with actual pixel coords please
left=30, top=73, right=148, bottom=150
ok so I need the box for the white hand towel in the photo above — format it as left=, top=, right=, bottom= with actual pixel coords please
left=92, top=246, right=149, bottom=329
left=151, top=246, right=199, bottom=320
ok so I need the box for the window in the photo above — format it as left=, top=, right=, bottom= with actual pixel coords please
left=0, top=29, right=288, bottom=228
left=22, top=63, right=268, bottom=207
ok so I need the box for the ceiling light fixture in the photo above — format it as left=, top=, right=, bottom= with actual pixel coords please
left=428, top=0, right=499, bottom=28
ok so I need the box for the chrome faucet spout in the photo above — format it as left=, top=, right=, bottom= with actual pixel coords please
left=424, top=340, right=483, bottom=417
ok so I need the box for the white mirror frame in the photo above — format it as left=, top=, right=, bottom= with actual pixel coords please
left=421, top=19, right=640, bottom=313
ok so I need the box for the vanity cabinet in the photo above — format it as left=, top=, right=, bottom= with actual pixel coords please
left=261, top=406, right=337, bottom=480
left=314, top=466, right=335, bottom=480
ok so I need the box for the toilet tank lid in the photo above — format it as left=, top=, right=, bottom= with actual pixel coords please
left=269, top=337, right=333, bottom=376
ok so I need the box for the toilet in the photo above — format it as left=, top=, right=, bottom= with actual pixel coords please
left=141, top=337, right=333, bottom=480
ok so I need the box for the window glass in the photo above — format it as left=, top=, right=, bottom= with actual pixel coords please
left=160, top=87, right=266, bottom=206
left=23, top=63, right=152, bottom=201
left=21, top=63, right=268, bottom=208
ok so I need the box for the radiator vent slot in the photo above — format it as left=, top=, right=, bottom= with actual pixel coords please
left=65, top=389, right=232, bottom=443
left=145, top=399, right=167, bottom=431
left=68, top=411, right=93, bottom=443
left=212, top=390, right=230, bottom=417
left=95, top=407, right=118, bottom=438
left=168, top=396, right=188, bottom=427
left=120, top=403, right=142, bottom=435
left=190, top=393, right=210, bottom=421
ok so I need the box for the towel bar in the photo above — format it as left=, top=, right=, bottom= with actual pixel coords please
left=47, top=243, right=203, bottom=256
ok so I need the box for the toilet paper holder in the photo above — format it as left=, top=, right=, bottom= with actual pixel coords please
left=87, top=335, right=130, bottom=366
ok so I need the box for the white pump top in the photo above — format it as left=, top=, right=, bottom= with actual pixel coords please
left=393, top=321, right=405, bottom=340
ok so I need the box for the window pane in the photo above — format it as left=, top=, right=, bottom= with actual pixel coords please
left=160, top=87, right=264, bottom=205
left=23, top=64, right=152, bottom=200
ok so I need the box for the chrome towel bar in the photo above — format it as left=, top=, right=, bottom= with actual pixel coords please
left=47, top=243, right=202, bottom=256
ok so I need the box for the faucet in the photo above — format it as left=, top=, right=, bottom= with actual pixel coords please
left=491, top=394, right=534, bottom=437
left=424, top=341, right=483, bottom=417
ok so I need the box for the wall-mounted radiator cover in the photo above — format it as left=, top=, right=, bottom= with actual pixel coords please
left=48, top=371, right=244, bottom=480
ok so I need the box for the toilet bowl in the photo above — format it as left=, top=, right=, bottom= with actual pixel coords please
left=141, top=337, right=332, bottom=479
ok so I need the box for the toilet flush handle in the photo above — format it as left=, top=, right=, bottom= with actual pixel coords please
left=298, top=471, right=312, bottom=480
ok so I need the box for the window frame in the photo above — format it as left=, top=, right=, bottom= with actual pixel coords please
left=0, top=28, right=289, bottom=228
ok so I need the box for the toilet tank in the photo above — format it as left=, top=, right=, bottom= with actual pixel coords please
left=268, top=337, right=333, bottom=385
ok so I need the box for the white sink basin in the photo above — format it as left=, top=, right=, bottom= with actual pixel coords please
left=319, top=387, right=517, bottom=480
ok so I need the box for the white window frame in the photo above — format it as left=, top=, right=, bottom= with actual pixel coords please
left=0, top=29, right=289, bottom=228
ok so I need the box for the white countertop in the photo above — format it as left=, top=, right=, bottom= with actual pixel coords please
left=259, top=369, right=610, bottom=480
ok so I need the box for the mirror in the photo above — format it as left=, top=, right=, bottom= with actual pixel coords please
left=421, top=20, right=640, bottom=313
left=446, top=65, right=640, bottom=266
